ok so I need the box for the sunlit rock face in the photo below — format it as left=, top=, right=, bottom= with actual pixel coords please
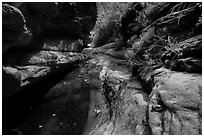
left=148, top=68, right=202, bottom=135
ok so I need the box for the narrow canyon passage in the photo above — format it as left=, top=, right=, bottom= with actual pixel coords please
left=3, top=47, right=149, bottom=135
left=2, top=2, right=202, bottom=135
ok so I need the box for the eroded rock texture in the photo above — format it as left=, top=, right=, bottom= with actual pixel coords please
left=148, top=68, right=202, bottom=135
left=2, top=2, right=202, bottom=135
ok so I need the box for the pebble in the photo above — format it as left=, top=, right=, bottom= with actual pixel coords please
left=153, top=104, right=163, bottom=111
left=38, top=125, right=43, bottom=128
left=62, top=82, right=66, bottom=86
left=84, top=79, right=88, bottom=82
left=95, top=109, right=101, bottom=114
left=84, top=79, right=90, bottom=84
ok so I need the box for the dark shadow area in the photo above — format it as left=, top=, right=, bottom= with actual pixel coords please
left=21, top=80, right=90, bottom=135
left=2, top=63, right=79, bottom=134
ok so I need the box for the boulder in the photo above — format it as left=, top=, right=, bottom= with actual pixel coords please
left=2, top=47, right=85, bottom=100
left=2, top=48, right=85, bottom=135
left=2, top=66, right=21, bottom=99
left=2, top=4, right=32, bottom=53
left=3, top=4, right=25, bottom=30
left=148, top=67, right=202, bottom=135
left=140, top=26, right=156, bottom=47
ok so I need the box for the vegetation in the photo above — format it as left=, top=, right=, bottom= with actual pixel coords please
left=87, top=2, right=201, bottom=77
left=123, top=2, right=202, bottom=77
left=90, top=2, right=130, bottom=47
